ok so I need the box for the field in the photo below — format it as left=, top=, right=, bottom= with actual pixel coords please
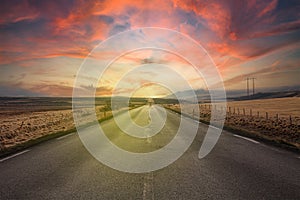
left=1, top=97, right=299, bottom=154
left=0, top=97, right=146, bottom=153
left=223, top=97, right=300, bottom=118
left=0, top=98, right=108, bottom=152
left=0, top=106, right=109, bottom=151
left=165, top=97, right=300, bottom=149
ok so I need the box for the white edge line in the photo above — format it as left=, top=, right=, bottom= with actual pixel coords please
left=171, top=110, right=259, bottom=144
left=0, top=149, right=30, bottom=162
left=56, top=133, right=75, bottom=140
left=177, top=110, right=260, bottom=145
left=233, top=134, right=260, bottom=144
left=209, top=125, right=222, bottom=131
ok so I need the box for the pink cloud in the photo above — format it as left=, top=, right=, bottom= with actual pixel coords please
left=0, top=0, right=40, bottom=24
left=0, top=0, right=299, bottom=96
left=257, top=0, right=278, bottom=17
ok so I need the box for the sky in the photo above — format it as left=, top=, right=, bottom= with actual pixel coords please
left=0, top=0, right=299, bottom=97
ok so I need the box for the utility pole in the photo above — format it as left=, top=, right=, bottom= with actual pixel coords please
left=250, top=77, right=256, bottom=95
left=252, top=78, right=255, bottom=95
left=246, top=77, right=249, bottom=96
left=246, top=77, right=256, bottom=96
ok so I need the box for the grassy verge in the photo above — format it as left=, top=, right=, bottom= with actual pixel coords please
left=0, top=128, right=77, bottom=159
left=0, top=107, right=137, bottom=159
left=165, top=107, right=300, bottom=153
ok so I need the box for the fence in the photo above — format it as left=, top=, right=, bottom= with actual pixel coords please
left=198, top=104, right=299, bottom=125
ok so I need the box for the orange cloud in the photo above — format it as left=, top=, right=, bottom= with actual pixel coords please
left=176, top=1, right=230, bottom=37
left=1, top=0, right=299, bottom=96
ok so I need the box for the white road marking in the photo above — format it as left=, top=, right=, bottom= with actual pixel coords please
left=209, top=125, right=223, bottom=131
left=0, top=150, right=30, bottom=162
left=233, top=134, right=260, bottom=144
left=143, top=172, right=154, bottom=200
left=56, top=133, right=75, bottom=140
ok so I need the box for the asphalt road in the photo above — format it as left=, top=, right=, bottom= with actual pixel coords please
left=0, top=105, right=299, bottom=199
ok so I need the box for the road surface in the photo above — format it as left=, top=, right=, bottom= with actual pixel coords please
left=0, top=105, right=299, bottom=199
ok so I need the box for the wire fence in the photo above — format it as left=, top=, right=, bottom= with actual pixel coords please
left=164, top=103, right=300, bottom=147
left=199, top=104, right=300, bottom=125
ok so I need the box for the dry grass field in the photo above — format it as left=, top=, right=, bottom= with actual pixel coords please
left=1, top=97, right=299, bottom=153
left=220, top=97, right=300, bottom=118
left=165, top=97, right=300, bottom=149
left=0, top=106, right=110, bottom=151
left=0, top=97, right=141, bottom=153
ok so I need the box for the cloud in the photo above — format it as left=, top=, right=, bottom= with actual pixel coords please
left=251, top=20, right=300, bottom=38
left=0, top=0, right=40, bottom=24
left=29, top=84, right=74, bottom=96
left=257, top=0, right=278, bottom=17
left=217, top=58, right=300, bottom=88
left=109, top=23, right=131, bottom=36
left=0, top=0, right=299, bottom=96
left=175, top=0, right=232, bottom=38
left=0, top=84, right=39, bottom=96
left=1, top=0, right=299, bottom=64
left=80, top=84, right=113, bottom=96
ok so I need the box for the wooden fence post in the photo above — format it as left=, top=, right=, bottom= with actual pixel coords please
left=257, top=111, right=259, bottom=117
left=250, top=109, right=252, bottom=117
left=289, top=115, right=292, bottom=125
left=266, top=112, right=268, bottom=120
left=243, top=108, right=245, bottom=116
left=276, top=114, right=279, bottom=122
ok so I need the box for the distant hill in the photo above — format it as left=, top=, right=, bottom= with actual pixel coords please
left=164, top=89, right=300, bottom=102
left=230, top=91, right=300, bottom=101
